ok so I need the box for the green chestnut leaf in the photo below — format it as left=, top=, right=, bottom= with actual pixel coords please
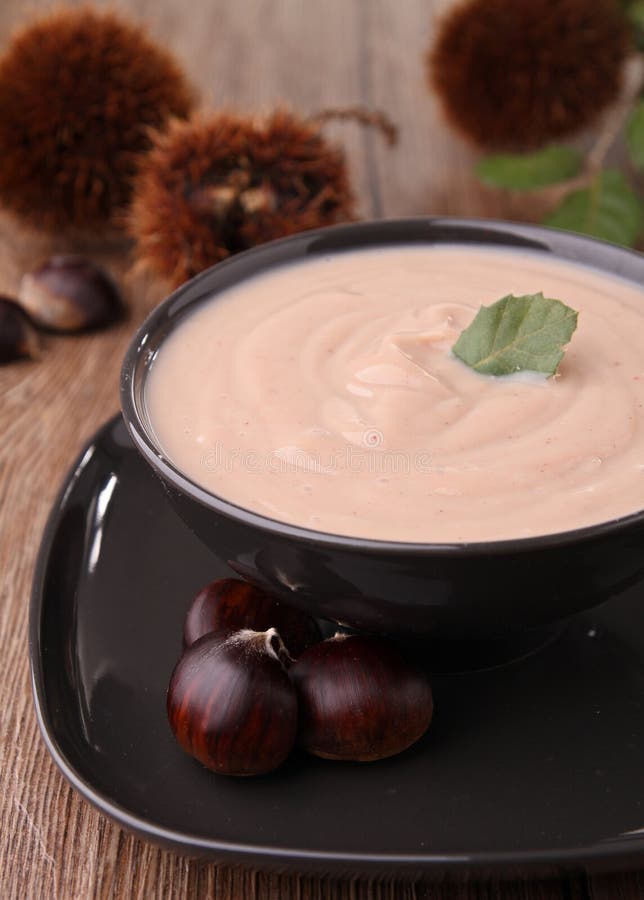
left=627, top=100, right=644, bottom=169
left=452, top=293, right=578, bottom=378
left=626, top=1, right=644, bottom=50
left=476, top=146, right=583, bottom=191
left=543, top=170, right=643, bottom=248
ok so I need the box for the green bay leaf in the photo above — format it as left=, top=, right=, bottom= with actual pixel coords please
left=476, top=146, right=583, bottom=190
left=543, top=170, right=643, bottom=248
left=452, top=293, right=578, bottom=377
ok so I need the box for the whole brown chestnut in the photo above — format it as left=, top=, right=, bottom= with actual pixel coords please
left=183, top=577, right=321, bottom=657
left=167, top=628, right=297, bottom=776
left=19, top=256, right=123, bottom=332
left=291, top=633, right=433, bottom=762
left=0, top=297, right=39, bottom=363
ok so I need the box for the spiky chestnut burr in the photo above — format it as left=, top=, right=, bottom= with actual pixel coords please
left=128, top=110, right=355, bottom=287
left=428, top=0, right=631, bottom=150
left=0, top=7, right=193, bottom=231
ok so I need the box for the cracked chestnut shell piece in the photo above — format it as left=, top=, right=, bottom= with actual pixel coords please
left=0, top=297, right=40, bottom=363
left=291, top=633, right=433, bottom=762
left=19, top=256, right=124, bottom=333
left=183, top=577, right=322, bottom=656
left=167, top=629, right=298, bottom=776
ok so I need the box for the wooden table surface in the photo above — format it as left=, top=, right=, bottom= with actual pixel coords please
left=1, top=0, right=644, bottom=897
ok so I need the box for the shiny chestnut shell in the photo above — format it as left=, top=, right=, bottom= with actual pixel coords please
left=19, top=255, right=123, bottom=332
left=167, top=629, right=297, bottom=776
left=183, top=577, right=321, bottom=656
left=291, top=634, right=433, bottom=762
left=0, top=297, right=39, bottom=363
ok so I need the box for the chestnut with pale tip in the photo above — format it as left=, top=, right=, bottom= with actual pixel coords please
left=183, top=577, right=322, bottom=656
left=19, top=256, right=123, bottom=333
left=0, top=297, right=39, bottom=363
left=291, top=633, right=433, bottom=762
left=167, top=628, right=298, bottom=776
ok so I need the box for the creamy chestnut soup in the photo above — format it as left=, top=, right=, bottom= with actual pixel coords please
left=145, top=246, right=644, bottom=542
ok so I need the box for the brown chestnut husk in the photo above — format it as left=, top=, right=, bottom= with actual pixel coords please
left=167, top=628, right=298, bottom=776
left=183, top=577, right=321, bottom=656
left=0, top=297, right=39, bottom=363
left=19, top=256, right=123, bottom=332
left=291, top=634, right=433, bottom=762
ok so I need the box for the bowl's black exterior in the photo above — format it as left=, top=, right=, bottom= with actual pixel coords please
left=121, top=218, right=644, bottom=639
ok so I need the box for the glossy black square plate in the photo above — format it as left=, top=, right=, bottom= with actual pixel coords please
left=29, top=415, right=644, bottom=878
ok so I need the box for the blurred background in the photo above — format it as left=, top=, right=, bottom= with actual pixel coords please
left=0, top=0, right=528, bottom=267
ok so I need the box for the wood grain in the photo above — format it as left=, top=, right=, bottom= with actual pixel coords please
left=0, top=1, right=641, bottom=897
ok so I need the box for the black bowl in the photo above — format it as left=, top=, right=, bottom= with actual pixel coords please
left=121, top=218, right=644, bottom=641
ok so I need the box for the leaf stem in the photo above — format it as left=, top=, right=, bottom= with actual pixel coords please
left=586, top=54, right=644, bottom=174
left=310, top=106, right=398, bottom=146
left=543, top=54, right=644, bottom=203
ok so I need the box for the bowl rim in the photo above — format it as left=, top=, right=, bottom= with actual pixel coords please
left=121, top=215, right=644, bottom=556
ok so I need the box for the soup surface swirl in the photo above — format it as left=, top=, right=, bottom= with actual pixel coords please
left=146, top=246, right=644, bottom=542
